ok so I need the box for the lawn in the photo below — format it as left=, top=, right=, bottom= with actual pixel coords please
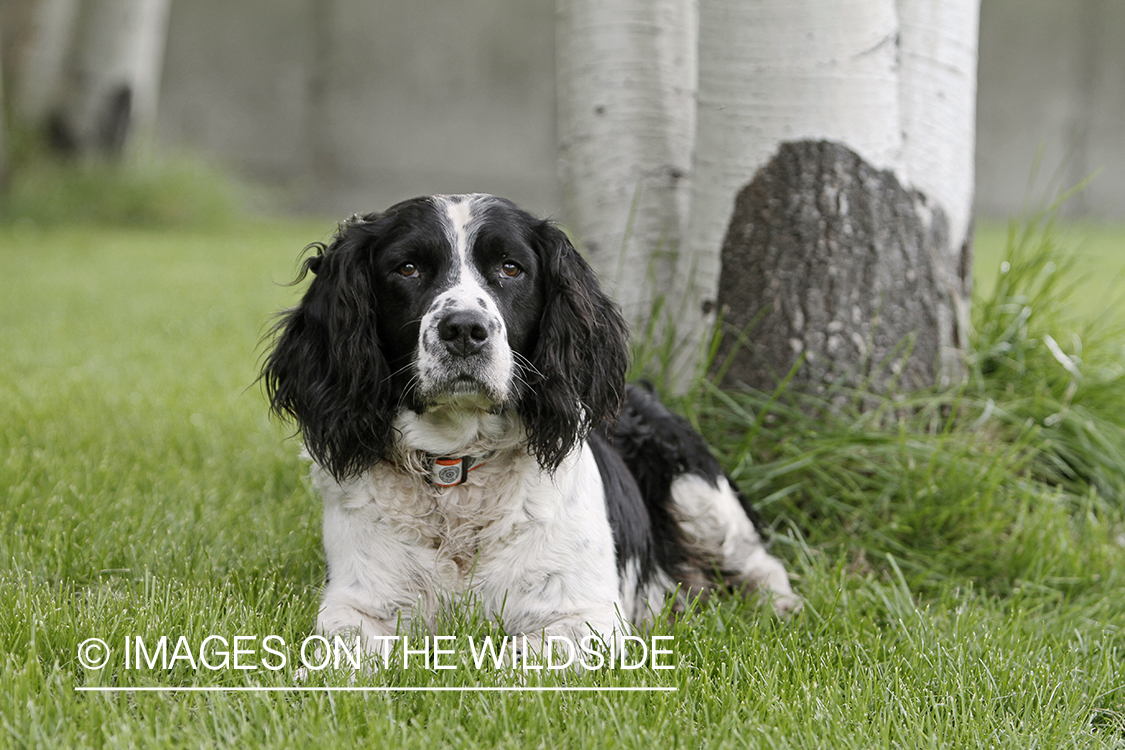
left=1, top=217, right=1123, bottom=748
left=975, top=220, right=1125, bottom=320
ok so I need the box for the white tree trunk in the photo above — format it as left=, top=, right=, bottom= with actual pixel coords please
left=897, top=0, right=979, bottom=255
left=13, top=0, right=81, bottom=125
left=672, top=0, right=903, bottom=387
left=557, top=0, right=980, bottom=392
left=897, top=0, right=980, bottom=383
left=52, top=0, right=171, bottom=155
left=556, top=0, right=696, bottom=326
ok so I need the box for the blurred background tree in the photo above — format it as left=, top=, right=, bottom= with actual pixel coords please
left=0, top=0, right=240, bottom=226
left=8, top=0, right=170, bottom=158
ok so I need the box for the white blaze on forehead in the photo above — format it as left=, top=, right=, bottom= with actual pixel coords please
left=444, top=198, right=472, bottom=253
left=414, top=194, right=514, bottom=403
left=431, top=195, right=507, bottom=313
left=435, top=194, right=489, bottom=275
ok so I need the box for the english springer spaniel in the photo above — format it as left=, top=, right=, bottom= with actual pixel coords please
left=262, top=194, right=798, bottom=662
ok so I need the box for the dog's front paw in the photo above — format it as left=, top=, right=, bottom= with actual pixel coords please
left=510, top=621, right=625, bottom=673
left=766, top=589, right=803, bottom=618
left=314, top=605, right=401, bottom=674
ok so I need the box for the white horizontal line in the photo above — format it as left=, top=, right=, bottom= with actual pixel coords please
left=76, top=686, right=677, bottom=693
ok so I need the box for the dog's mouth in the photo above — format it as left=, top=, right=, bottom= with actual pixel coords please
left=412, top=332, right=516, bottom=411
left=417, top=372, right=506, bottom=410
left=446, top=373, right=489, bottom=393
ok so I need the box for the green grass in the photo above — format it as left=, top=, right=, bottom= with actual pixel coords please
left=975, top=220, right=1125, bottom=321
left=2, top=218, right=1124, bottom=748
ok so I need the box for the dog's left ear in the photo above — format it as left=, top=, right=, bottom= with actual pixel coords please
left=522, top=220, right=630, bottom=472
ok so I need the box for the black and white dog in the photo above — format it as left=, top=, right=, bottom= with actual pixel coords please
left=262, top=194, right=798, bottom=659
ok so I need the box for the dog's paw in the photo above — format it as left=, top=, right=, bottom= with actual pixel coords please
left=767, top=590, right=803, bottom=618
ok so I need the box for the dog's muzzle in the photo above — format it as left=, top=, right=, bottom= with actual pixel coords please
left=416, top=299, right=514, bottom=405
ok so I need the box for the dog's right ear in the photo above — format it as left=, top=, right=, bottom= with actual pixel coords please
left=260, top=217, right=394, bottom=480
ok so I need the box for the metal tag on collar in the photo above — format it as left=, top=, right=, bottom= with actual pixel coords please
left=432, top=456, right=473, bottom=487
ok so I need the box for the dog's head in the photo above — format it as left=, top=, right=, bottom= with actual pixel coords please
left=262, top=194, right=629, bottom=480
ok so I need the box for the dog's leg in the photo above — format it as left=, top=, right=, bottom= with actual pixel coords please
left=316, top=598, right=401, bottom=667
left=314, top=476, right=442, bottom=670
left=512, top=614, right=627, bottom=671
left=670, top=473, right=801, bottom=616
left=472, top=444, right=632, bottom=668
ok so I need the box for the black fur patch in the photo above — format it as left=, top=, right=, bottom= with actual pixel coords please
left=600, top=384, right=766, bottom=586
left=588, top=431, right=656, bottom=582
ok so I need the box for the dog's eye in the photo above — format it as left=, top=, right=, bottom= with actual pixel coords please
left=397, top=262, right=420, bottom=278
left=500, top=262, right=521, bottom=278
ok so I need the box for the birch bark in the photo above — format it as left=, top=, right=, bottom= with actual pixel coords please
left=897, top=0, right=980, bottom=382
left=556, top=0, right=697, bottom=326
left=677, top=0, right=902, bottom=387
left=41, top=0, right=171, bottom=156
left=556, top=0, right=981, bottom=393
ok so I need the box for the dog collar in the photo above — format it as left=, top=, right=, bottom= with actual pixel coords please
left=429, top=453, right=493, bottom=487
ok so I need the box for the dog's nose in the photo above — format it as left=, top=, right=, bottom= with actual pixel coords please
left=438, top=310, right=489, bottom=357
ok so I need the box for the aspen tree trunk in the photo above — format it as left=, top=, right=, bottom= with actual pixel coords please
left=45, top=0, right=171, bottom=157
left=557, top=0, right=980, bottom=395
left=556, top=0, right=696, bottom=326
left=13, top=0, right=81, bottom=127
left=711, top=0, right=979, bottom=395
left=896, top=0, right=979, bottom=386
left=688, top=0, right=905, bottom=391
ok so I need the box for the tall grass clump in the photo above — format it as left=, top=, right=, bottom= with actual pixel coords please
left=656, top=216, right=1125, bottom=598
left=970, top=219, right=1125, bottom=501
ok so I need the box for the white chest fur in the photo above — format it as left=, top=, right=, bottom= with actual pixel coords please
left=311, top=442, right=625, bottom=649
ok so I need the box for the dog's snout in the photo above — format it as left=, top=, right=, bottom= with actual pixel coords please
left=438, top=310, right=489, bottom=357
